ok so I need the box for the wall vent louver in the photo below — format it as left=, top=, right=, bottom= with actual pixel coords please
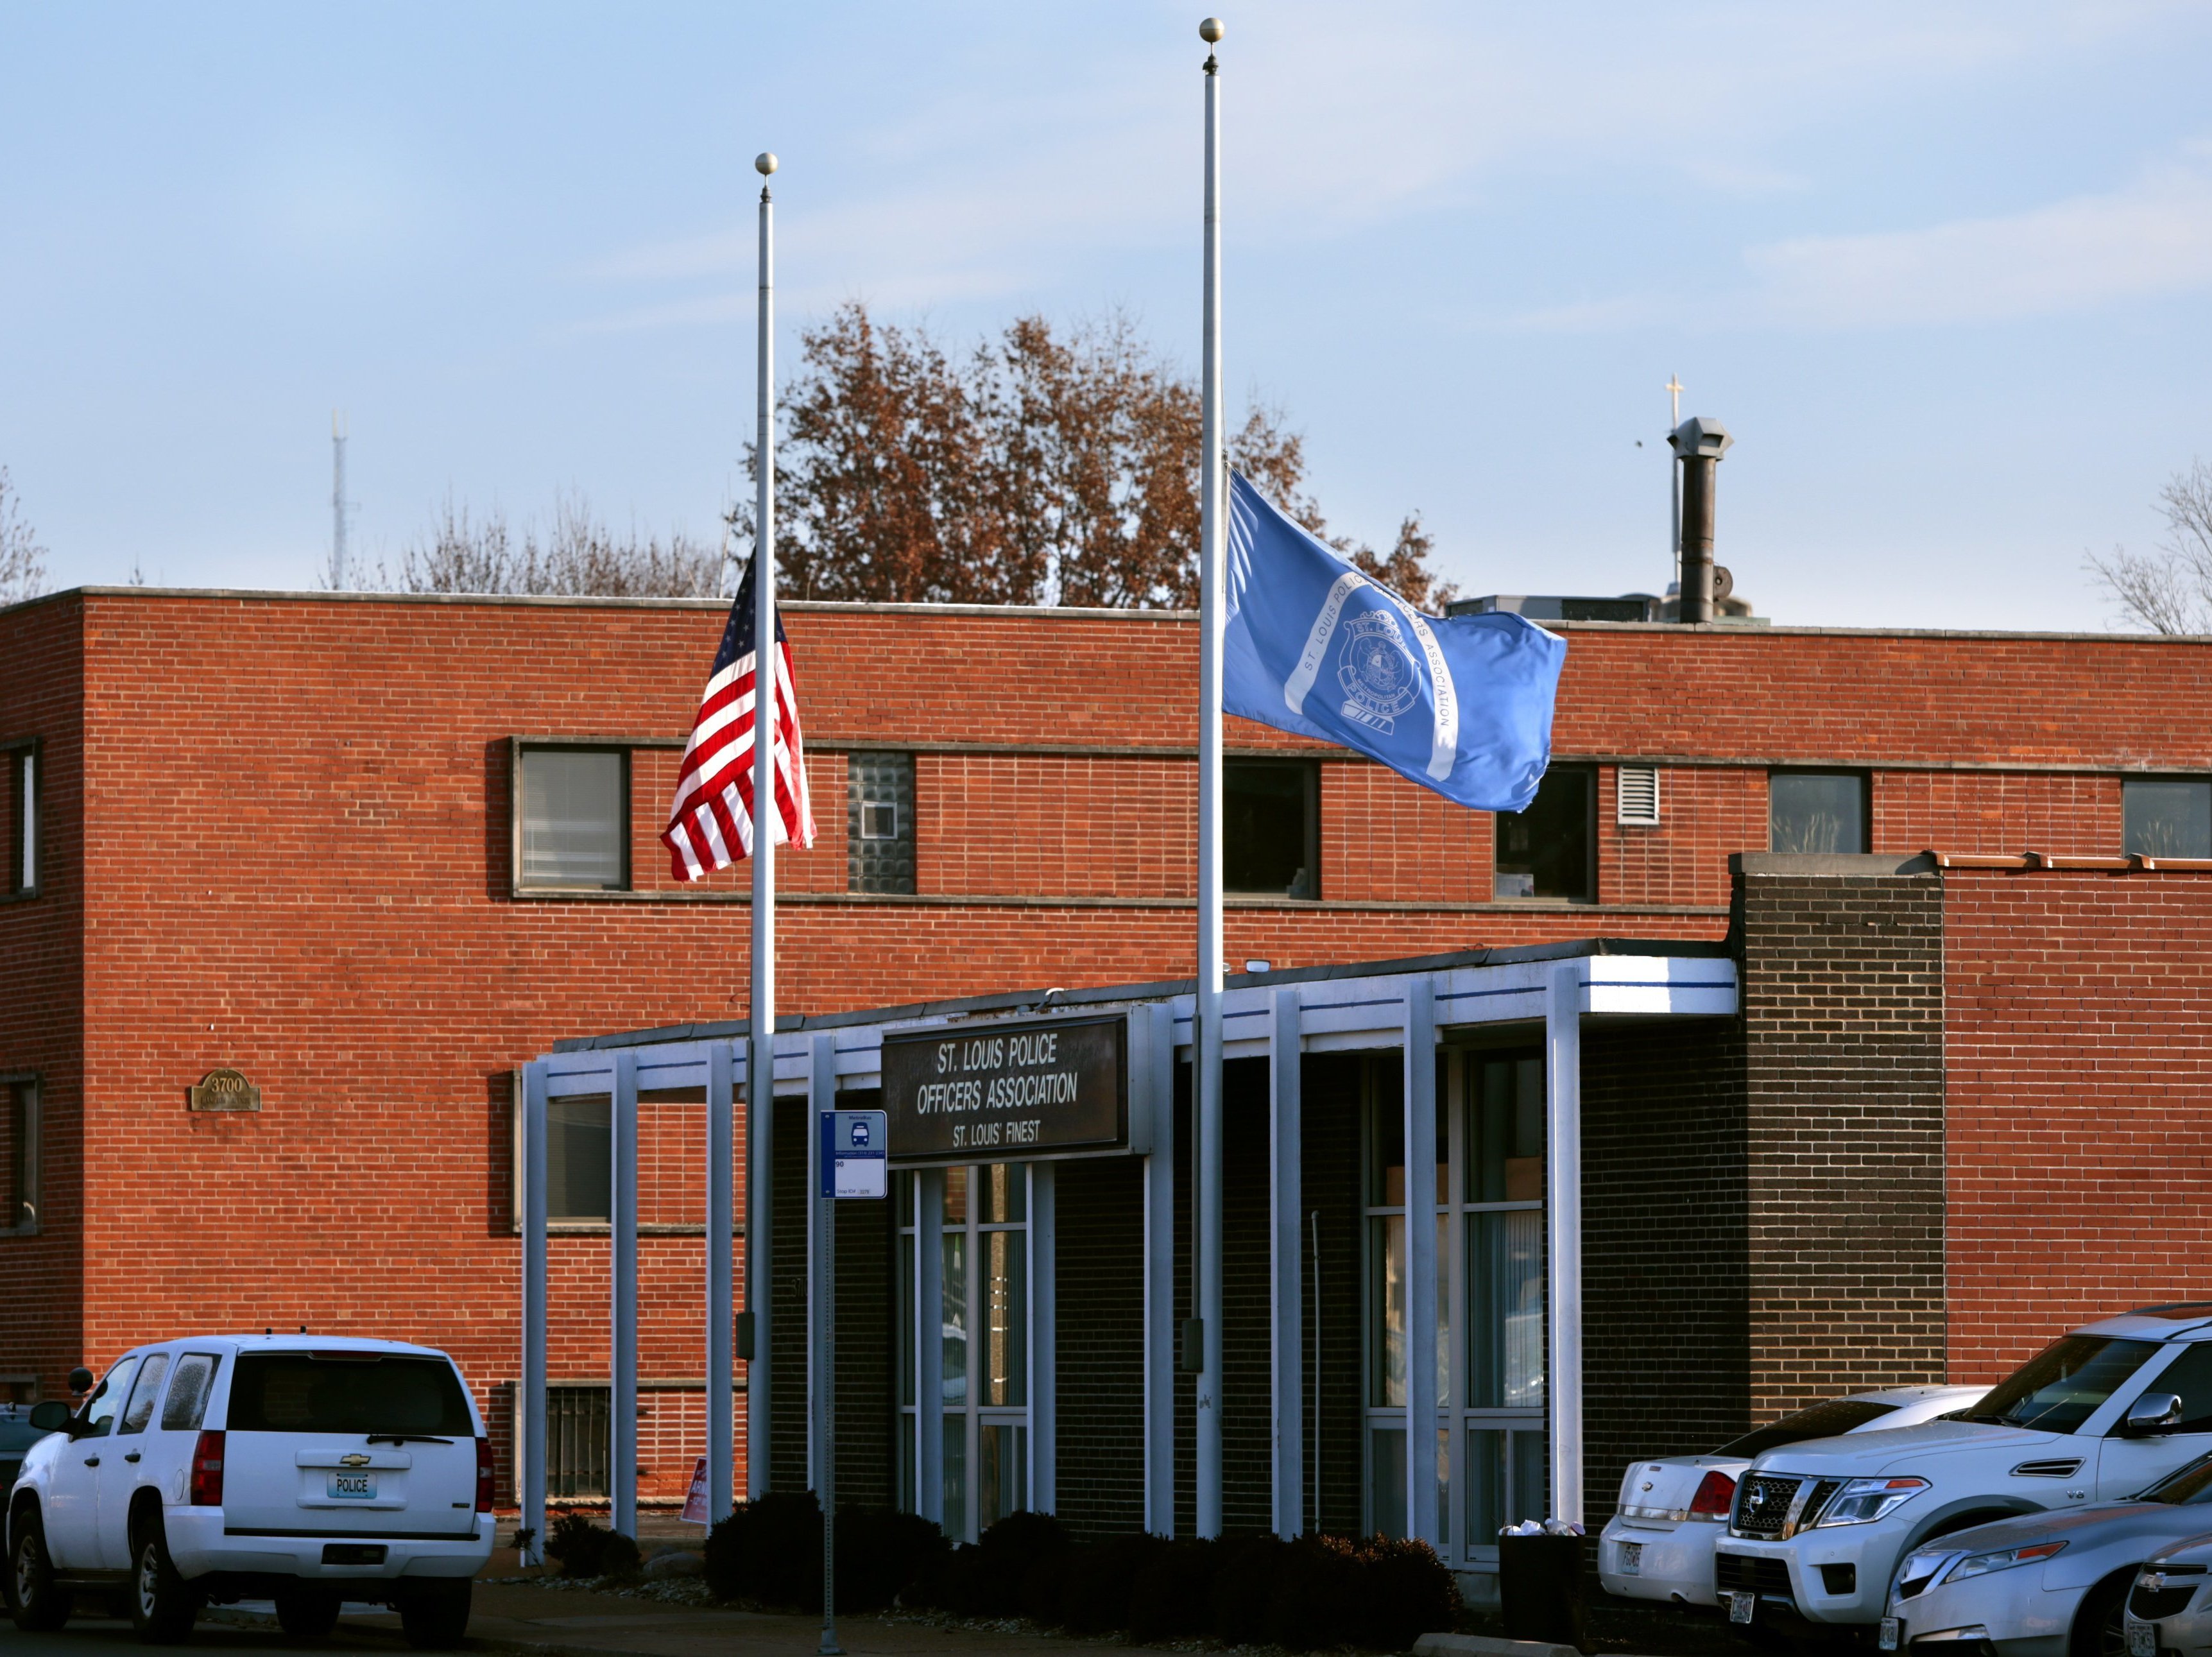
left=1618, top=766, right=1661, bottom=825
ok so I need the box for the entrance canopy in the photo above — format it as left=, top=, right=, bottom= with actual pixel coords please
left=522, top=938, right=1736, bottom=1563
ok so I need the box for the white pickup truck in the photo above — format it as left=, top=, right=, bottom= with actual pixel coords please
left=8, top=1334, right=494, bottom=1647
left=1714, top=1306, right=2212, bottom=1639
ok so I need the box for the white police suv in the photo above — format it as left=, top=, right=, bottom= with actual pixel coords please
left=1714, top=1306, right=2212, bottom=1639
left=7, top=1335, right=494, bottom=1646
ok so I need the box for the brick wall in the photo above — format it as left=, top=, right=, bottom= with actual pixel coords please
left=1943, top=870, right=2212, bottom=1381
left=1583, top=1018, right=1749, bottom=1523
left=1052, top=1156, right=1145, bottom=1538
left=1736, top=856, right=1948, bottom=1419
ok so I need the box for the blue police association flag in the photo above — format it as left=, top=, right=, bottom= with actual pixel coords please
left=1224, top=471, right=1566, bottom=812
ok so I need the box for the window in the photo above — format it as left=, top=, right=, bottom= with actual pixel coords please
left=118, top=1353, right=169, bottom=1435
left=547, top=1386, right=610, bottom=1497
left=78, top=1357, right=141, bottom=1438
left=518, top=746, right=629, bottom=890
left=1770, top=771, right=1868, bottom=855
left=160, top=1355, right=218, bottom=1430
left=5, top=743, right=33, bottom=897
left=547, top=1095, right=612, bottom=1222
left=897, top=1163, right=1029, bottom=1541
left=0, top=1076, right=36, bottom=1234
left=1365, top=1051, right=1548, bottom=1560
left=1226, top=761, right=1319, bottom=898
left=1494, top=766, right=1593, bottom=900
left=227, top=1352, right=473, bottom=1434
left=2125, top=779, right=2212, bottom=859
left=848, top=751, right=916, bottom=895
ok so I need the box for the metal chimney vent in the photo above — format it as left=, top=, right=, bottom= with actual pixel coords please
left=1617, top=766, right=1661, bottom=825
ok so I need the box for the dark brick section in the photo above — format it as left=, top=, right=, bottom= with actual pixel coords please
left=1304, top=1055, right=1369, bottom=1538
left=1584, top=1019, right=1749, bottom=1523
left=1736, top=859, right=1948, bottom=1420
left=1221, top=1059, right=1274, bottom=1533
left=833, top=1090, right=893, bottom=1510
left=1054, top=1155, right=1145, bottom=1539
left=770, top=1099, right=809, bottom=1492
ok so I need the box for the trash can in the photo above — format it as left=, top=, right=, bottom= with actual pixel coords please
left=1499, top=1531, right=1587, bottom=1653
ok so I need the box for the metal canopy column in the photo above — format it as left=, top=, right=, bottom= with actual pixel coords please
left=520, top=1061, right=548, bottom=1566
left=1143, top=1002, right=1177, bottom=1536
left=612, top=1051, right=639, bottom=1538
left=707, top=1041, right=735, bottom=1523
left=745, top=1040, right=771, bottom=1498
left=1546, top=963, right=1584, bottom=1527
left=917, top=1169, right=945, bottom=1524
left=1269, top=987, right=1303, bottom=1538
left=1030, top=1162, right=1056, bottom=1514
left=1403, top=977, right=1441, bottom=1549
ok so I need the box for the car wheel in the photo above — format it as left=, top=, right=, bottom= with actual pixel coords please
left=274, top=1584, right=343, bottom=1638
left=129, top=1524, right=200, bottom=1644
left=10, top=1508, right=71, bottom=1633
left=397, top=1579, right=471, bottom=1651
left=2071, top=1574, right=2134, bottom=1657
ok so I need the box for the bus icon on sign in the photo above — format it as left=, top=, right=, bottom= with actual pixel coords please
left=850, top=1119, right=870, bottom=1148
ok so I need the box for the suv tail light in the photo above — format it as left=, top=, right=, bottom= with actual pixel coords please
left=189, top=1430, right=225, bottom=1506
left=476, top=1437, right=495, bottom=1513
left=1690, top=1470, right=1737, bottom=1518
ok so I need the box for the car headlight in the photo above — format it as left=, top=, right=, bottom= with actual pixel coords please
left=1947, top=1541, right=2067, bottom=1583
left=1812, top=1476, right=1932, bottom=1527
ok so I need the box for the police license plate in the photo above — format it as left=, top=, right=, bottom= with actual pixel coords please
left=327, top=1472, right=376, bottom=1500
left=1619, top=1541, right=1642, bottom=1576
left=2127, top=1617, right=2157, bottom=1657
left=1729, top=1591, right=1756, bottom=1625
left=1879, top=1617, right=1901, bottom=1651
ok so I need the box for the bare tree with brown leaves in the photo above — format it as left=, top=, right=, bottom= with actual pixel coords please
left=2088, top=460, right=2212, bottom=634
left=0, top=468, right=49, bottom=607
left=744, top=303, right=1457, bottom=612
left=383, top=494, right=724, bottom=597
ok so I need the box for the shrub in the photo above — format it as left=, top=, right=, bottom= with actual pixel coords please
left=1354, top=1534, right=1459, bottom=1653
left=1127, top=1536, right=1219, bottom=1642
left=544, top=1512, right=642, bottom=1579
left=1211, top=1533, right=1290, bottom=1645
left=934, top=1511, right=1071, bottom=1618
left=703, top=1493, right=946, bottom=1612
left=1265, top=1533, right=1371, bottom=1651
left=1057, top=1533, right=1166, bottom=1634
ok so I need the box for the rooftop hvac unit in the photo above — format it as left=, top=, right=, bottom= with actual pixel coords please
left=1617, top=766, right=1661, bottom=825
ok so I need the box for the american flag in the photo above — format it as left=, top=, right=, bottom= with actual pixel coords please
left=660, top=554, right=816, bottom=880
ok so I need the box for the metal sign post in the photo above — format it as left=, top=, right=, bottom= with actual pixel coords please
left=816, top=1108, right=886, bottom=1656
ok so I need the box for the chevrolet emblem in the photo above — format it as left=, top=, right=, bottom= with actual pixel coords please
left=340, top=1454, right=372, bottom=1468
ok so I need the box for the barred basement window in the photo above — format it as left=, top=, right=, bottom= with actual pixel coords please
left=2123, top=778, right=2212, bottom=859
left=1615, top=766, right=1660, bottom=826
left=517, top=746, right=630, bottom=890
left=0, top=1076, right=37, bottom=1235
left=848, top=751, right=916, bottom=895
left=546, top=1386, right=610, bottom=1497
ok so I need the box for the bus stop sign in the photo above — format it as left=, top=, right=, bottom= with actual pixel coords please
left=820, top=1108, right=889, bottom=1199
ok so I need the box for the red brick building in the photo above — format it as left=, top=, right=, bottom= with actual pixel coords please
left=4, top=585, right=2211, bottom=1565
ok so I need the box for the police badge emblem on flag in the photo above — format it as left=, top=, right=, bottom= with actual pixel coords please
left=1221, top=471, right=1566, bottom=814
left=1337, top=610, right=1420, bottom=734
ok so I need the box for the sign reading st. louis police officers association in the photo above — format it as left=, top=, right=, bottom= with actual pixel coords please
left=880, top=1014, right=1126, bottom=1164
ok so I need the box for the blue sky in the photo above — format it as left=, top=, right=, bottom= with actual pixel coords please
left=3, top=1, right=2209, bottom=628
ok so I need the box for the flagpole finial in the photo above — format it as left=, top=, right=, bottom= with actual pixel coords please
left=1199, top=16, right=1224, bottom=40
left=755, top=151, right=778, bottom=176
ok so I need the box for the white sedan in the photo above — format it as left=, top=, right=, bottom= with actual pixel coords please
left=1601, top=1386, right=1989, bottom=1606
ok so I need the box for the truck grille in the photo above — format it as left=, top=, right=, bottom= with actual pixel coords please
left=1717, top=1552, right=1795, bottom=1601
left=1733, top=1473, right=1803, bottom=1538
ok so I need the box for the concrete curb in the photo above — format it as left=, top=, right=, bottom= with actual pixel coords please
left=1412, top=1635, right=1584, bottom=1657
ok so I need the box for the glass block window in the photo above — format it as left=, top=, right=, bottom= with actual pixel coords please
left=2124, top=778, right=2212, bottom=859
left=848, top=751, right=916, bottom=895
left=1770, top=771, right=1868, bottom=855
left=519, top=747, right=629, bottom=889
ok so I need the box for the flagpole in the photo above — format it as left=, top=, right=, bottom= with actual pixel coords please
left=1194, top=13, right=1226, bottom=1542
left=746, top=147, right=779, bottom=1505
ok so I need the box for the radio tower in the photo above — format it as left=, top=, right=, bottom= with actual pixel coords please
left=329, top=411, right=352, bottom=590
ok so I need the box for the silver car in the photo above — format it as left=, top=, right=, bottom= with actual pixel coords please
left=2122, top=1532, right=2212, bottom=1657
left=1882, top=1453, right=2212, bottom=1657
